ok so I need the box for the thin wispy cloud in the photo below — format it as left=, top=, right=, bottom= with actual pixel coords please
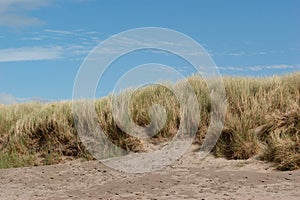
left=0, top=46, right=63, bottom=62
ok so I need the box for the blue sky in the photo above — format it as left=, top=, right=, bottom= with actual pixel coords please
left=0, top=0, right=299, bottom=102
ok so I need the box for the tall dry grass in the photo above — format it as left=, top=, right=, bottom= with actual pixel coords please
left=0, top=72, right=299, bottom=170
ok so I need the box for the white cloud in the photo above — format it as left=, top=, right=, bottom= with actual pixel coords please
left=211, top=48, right=300, bottom=57
left=0, top=93, right=18, bottom=104
left=258, top=52, right=266, bottom=55
left=248, top=64, right=300, bottom=71
left=44, top=29, right=76, bottom=35
left=211, top=51, right=245, bottom=56
left=265, top=64, right=296, bottom=69
left=65, top=44, right=93, bottom=56
left=0, top=0, right=91, bottom=27
left=0, top=93, right=52, bottom=105
left=0, top=46, right=63, bottom=62
left=22, top=36, right=44, bottom=41
left=0, top=0, right=49, bottom=12
left=0, top=28, right=104, bottom=62
left=0, top=0, right=50, bottom=27
left=217, top=66, right=246, bottom=71
left=248, top=66, right=263, bottom=71
left=218, top=64, right=300, bottom=72
left=0, top=14, right=43, bottom=27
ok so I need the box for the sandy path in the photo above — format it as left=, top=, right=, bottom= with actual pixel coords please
left=0, top=147, right=299, bottom=200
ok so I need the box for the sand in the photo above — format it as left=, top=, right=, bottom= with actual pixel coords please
left=0, top=146, right=299, bottom=200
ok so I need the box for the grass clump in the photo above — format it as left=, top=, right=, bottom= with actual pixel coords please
left=0, top=72, right=300, bottom=170
left=258, top=106, right=300, bottom=170
left=213, top=73, right=300, bottom=170
left=1, top=102, right=92, bottom=167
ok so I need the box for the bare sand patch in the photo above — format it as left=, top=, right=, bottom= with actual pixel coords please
left=0, top=145, right=299, bottom=200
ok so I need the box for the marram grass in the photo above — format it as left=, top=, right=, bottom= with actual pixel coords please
left=0, top=72, right=299, bottom=170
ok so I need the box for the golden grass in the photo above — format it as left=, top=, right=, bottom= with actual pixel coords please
left=0, top=72, right=299, bottom=170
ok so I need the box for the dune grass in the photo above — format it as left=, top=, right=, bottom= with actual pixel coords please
left=0, top=72, right=299, bottom=170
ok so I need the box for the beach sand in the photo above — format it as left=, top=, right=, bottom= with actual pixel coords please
left=0, top=145, right=299, bottom=200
